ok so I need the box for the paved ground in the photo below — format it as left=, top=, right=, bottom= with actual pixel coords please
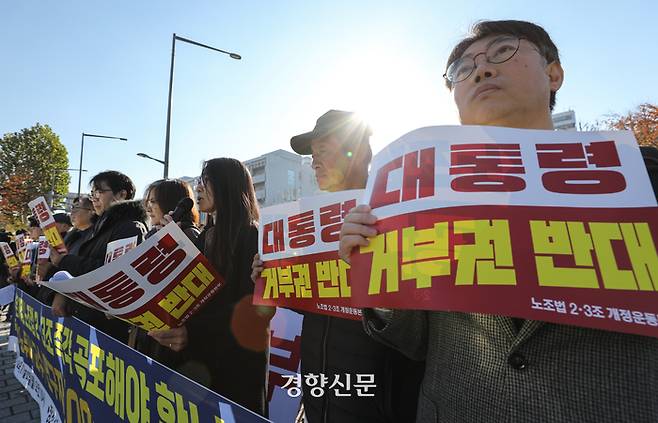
left=0, top=309, right=40, bottom=423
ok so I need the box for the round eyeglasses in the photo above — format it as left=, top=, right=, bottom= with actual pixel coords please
left=444, top=36, right=524, bottom=84
left=90, top=188, right=113, bottom=198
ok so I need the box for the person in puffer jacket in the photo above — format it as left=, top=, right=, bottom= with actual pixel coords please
left=49, top=171, right=147, bottom=344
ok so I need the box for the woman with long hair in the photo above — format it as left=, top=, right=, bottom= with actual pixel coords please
left=148, top=158, right=271, bottom=417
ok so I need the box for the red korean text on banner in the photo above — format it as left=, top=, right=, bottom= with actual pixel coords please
left=255, top=191, right=363, bottom=320
left=350, top=126, right=658, bottom=338
left=41, top=223, right=225, bottom=330
left=28, top=196, right=68, bottom=254
left=0, top=242, right=19, bottom=269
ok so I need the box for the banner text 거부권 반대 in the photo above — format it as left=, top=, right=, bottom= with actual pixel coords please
left=255, top=190, right=364, bottom=320
left=348, top=125, right=658, bottom=338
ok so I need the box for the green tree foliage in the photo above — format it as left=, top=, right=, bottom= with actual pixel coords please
left=0, top=123, right=70, bottom=228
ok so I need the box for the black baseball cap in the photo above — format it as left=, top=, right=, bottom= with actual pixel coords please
left=53, top=213, right=72, bottom=226
left=290, top=110, right=372, bottom=155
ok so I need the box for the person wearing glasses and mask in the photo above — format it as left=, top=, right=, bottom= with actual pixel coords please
left=339, top=20, right=657, bottom=422
left=49, top=171, right=147, bottom=344
left=42, top=196, right=98, bottom=312
left=64, top=196, right=98, bottom=251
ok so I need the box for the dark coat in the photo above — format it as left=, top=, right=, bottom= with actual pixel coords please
left=58, top=200, right=147, bottom=343
left=36, top=226, right=94, bottom=305
left=176, top=225, right=270, bottom=417
left=63, top=226, right=95, bottom=256
left=59, top=201, right=147, bottom=276
left=301, top=313, right=424, bottom=423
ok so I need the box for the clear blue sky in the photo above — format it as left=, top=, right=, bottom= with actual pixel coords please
left=1, top=0, right=656, bottom=197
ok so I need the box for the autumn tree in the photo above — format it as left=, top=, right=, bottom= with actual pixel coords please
left=0, top=173, right=30, bottom=229
left=604, top=103, right=658, bottom=148
left=0, top=123, right=70, bottom=228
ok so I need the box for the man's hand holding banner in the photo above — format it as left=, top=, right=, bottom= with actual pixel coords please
left=254, top=190, right=364, bottom=320
left=256, top=126, right=658, bottom=338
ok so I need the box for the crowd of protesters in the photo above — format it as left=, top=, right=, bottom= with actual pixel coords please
left=1, top=165, right=271, bottom=416
left=1, top=19, right=658, bottom=423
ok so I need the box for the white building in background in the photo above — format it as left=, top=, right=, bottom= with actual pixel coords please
left=552, top=110, right=577, bottom=131
left=60, top=192, right=80, bottom=212
left=179, top=176, right=196, bottom=187
left=243, top=149, right=320, bottom=207
left=173, top=151, right=319, bottom=223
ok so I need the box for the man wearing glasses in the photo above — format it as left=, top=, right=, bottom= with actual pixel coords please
left=339, top=20, right=657, bottom=422
left=49, top=171, right=147, bottom=344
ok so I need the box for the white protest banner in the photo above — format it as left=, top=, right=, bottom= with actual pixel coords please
left=267, top=308, right=304, bottom=422
left=28, top=196, right=68, bottom=253
left=254, top=190, right=364, bottom=319
left=15, top=234, right=29, bottom=261
left=105, top=236, right=138, bottom=264
left=0, top=242, right=19, bottom=268
left=41, top=222, right=224, bottom=330
left=37, top=236, right=50, bottom=261
left=18, top=237, right=33, bottom=277
left=348, top=125, right=658, bottom=338
left=35, top=237, right=51, bottom=282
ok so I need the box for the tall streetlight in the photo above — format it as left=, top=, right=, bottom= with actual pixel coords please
left=163, top=33, right=241, bottom=179
left=136, top=152, right=166, bottom=166
left=77, top=132, right=127, bottom=197
left=51, top=168, right=87, bottom=208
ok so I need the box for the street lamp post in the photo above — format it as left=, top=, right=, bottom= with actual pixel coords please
left=77, top=132, right=127, bottom=197
left=163, top=33, right=241, bottom=179
left=136, top=152, right=166, bottom=166
left=51, top=168, right=86, bottom=208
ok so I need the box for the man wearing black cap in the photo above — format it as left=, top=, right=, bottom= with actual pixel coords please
left=290, top=110, right=373, bottom=192
left=256, top=110, right=423, bottom=423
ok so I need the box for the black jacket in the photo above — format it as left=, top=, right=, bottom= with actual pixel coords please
left=63, top=226, right=95, bottom=256
left=36, top=226, right=95, bottom=305
left=301, top=313, right=424, bottom=423
left=58, top=200, right=148, bottom=343
left=59, top=201, right=147, bottom=276
left=177, top=224, right=270, bottom=417
left=641, top=146, right=658, bottom=197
